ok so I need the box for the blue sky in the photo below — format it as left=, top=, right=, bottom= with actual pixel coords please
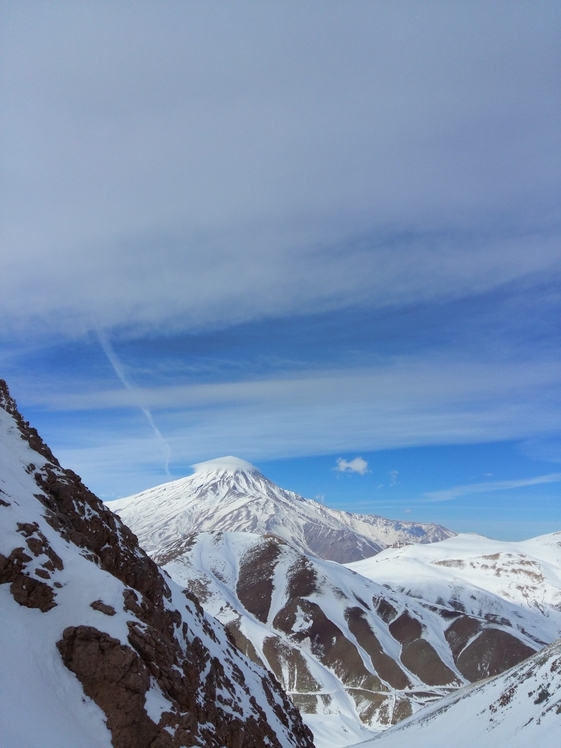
left=1, top=1, right=560, bottom=539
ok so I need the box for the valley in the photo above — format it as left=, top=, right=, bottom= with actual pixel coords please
left=1, top=380, right=559, bottom=747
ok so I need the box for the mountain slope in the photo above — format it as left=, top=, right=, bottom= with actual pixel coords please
left=347, top=533, right=561, bottom=649
left=0, top=382, right=314, bottom=748
left=350, top=637, right=561, bottom=748
left=159, top=530, right=549, bottom=746
left=109, top=457, right=454, bottom=564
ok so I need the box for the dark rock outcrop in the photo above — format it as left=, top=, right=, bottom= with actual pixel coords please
left=0, top=379, right=315, bottom=748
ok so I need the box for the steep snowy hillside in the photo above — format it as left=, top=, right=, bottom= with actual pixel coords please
left=348, top=533, right=561, bottom=649
left=351, top=637, right=561, bottom=748
left=0, top=382, right=314, bottom=748
left=109, top=457, right=454, bottom=564
left=160, top=530, right=547, bottom=747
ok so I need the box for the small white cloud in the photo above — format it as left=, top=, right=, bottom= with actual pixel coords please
left=335, top=457, right=371, bottom=475
left=389, top=470, right=399, bottom=486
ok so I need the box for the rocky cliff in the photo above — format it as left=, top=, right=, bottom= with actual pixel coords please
left=0, top=380, right=315, bottom=748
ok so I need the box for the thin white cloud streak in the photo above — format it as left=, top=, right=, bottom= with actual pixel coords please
left=95, top=330, right=171, bottom=475
left=45, top=355, right=561, bottom=499
left=39, top=357, right=561, bottom=414
left=424, top=473, right=561, bottom=502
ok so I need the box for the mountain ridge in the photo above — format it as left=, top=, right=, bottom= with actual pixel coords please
left=0, top=382, right=314, bottom=748
left=110, top=457, right=455, bottom=564
left=157, top=528, right=557, bottom=746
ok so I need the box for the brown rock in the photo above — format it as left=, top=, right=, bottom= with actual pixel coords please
left=57, top=626, right=163, bottom=748
left=444, top=614, right=482, bottom=658
left=236, top=537, right=282, bottom=623
left=389, top=611, right=423, bottom=645
left=456, top=628, right=536, bottom=681
left=400, top=639, right=457, bottom=686
left=90, top=600, right=116, bottom=616
left=0, top=547, right=56, bottom=612
left=345, top=606, right=411, bottom=689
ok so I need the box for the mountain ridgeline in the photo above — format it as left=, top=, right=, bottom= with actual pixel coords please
left=109, top=457, right=561, bottom=744
left=110, top=456, right=454, bottom=565
left=0, top=381, right=314, bottom=748
left=3, top=382, right=560, bottom=748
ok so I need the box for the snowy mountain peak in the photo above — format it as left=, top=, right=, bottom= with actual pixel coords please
left=192, top=455, right=259, bottom=474
left=110, top=460, right=455, bottom=564
left=0, top=379, right=314, bottom=748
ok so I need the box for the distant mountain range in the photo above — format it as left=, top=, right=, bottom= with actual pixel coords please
left=109, top=456, right=454, bottom=564
left=0, top=382, right=313, bottom=748
left=155, top=529, right=561, bottom=745
left=348, top=531, right=561, bottom=648
left=109, top=458, right=561, bottom=746
left=4, top=381, right=558, bottom=748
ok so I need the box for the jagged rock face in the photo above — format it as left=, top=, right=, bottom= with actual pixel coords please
left=161, top=530, right=546, bottom=735
left=356, top=638, right=561, bottom=748
left=109, top=457, right=455, bottom=565
left=0, top=380, right=315, bottom=748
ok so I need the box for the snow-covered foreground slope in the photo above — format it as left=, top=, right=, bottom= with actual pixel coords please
left=0, top=382, right=314, bottom=748
left=161, top=530, right=550, bottom=747
left=109, top=457, right=454, bottom=564
left=348, top=533, right=561, bottom=648
left=350, top=637, right=561, bottom=748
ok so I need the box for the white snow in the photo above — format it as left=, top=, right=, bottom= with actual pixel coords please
left=0, top=403, right=309, bottom=748
left=348, top=638, right=561, bottom=748
left=107, top=457, right=454, bottom=564
left=304, top=713, right=381, bottom=748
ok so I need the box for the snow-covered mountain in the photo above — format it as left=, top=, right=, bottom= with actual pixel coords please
left=0, top=382, right=314, bottom=748
left=109, top=456, right=454, bottom=564
left=109, top=457, right=561, bottom=747
left=159, top=530, right=552, bottom=747
left=351, top=636, right=561, bottom=748
left=347, top=533, right=561, bottom=648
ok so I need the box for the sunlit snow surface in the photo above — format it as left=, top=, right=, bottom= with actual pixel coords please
left=347, top=533, right=561, bottom=644
left=109, top=460, right=453, bottom=564
left=347, top=638, right=561, bottom=748
left=0, top=412, right=308, bottom=748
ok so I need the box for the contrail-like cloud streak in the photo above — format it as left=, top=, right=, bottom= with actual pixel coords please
left=96, top=330, right=172, bottom=475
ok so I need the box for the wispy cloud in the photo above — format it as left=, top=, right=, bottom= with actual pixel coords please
left=335, top=457, right=371, bottom=475
left=424, top=472, right=561, bottom=502
left=0, top=4, right=559, bottom=341
left=96, top=330, right=171, bottom=475
left=34, top=357, right=561, bottom=414
left=22, top=355, right=561, bottom=476
left=389, top=470, right=399, bottom=486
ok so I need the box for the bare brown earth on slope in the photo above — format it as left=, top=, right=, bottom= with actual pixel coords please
left=0, top=380, right=315, bottom=748
left=162, top=531, right=543, bottom=730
